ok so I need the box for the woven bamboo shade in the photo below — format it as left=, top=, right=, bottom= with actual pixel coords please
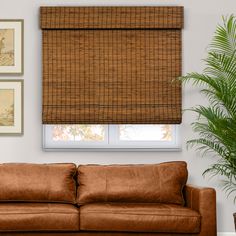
left=41, top=7, right=184, bottom=124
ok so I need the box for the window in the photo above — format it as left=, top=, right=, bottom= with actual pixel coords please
left=43, top=125, right=180, bottom=150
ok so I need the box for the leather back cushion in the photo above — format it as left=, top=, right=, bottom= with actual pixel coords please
left=77, top=161, right=188, bottom=205
left=0, top=163, right=76, bottom=203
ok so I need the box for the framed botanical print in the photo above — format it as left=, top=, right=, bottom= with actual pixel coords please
left=0, top=80, right=23, bottom=135
left=0, top=20, right=24, bottom=75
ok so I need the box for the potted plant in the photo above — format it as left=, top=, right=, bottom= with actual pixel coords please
left=179, top=15, right=236, bottom=225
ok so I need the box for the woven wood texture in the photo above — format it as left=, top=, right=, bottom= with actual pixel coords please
left=42, top=7, right=183, bottom=124
left=41, top=6, right=184, bottom=29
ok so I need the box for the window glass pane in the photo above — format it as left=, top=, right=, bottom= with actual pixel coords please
left=119, top=125, right=173, bottom=141
left=52, top=125, right=105, bottom=141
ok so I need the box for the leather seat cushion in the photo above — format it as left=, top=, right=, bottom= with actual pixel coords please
left=80, top=203, right=200, bottom=233
left=0, top=203, right=79, bottom=232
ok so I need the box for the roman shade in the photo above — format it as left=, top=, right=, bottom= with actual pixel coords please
left=41, top=7, right=184, bottom=124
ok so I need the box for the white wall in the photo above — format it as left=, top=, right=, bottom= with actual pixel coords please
left=1, top=0, right=236, bottom=232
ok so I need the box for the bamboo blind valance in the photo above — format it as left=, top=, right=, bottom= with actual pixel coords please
left=41, top=6, right=184, bottom=124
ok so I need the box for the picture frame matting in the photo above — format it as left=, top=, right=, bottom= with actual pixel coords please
left=0, top=19, right=24, bottom=75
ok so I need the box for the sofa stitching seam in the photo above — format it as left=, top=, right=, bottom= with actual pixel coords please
left=81, top=212, right=200, bottom=217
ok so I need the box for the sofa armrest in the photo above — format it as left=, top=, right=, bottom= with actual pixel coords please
left=184, top=184, right=217, bottom=236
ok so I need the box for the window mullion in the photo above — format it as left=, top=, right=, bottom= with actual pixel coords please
left=108, top=125, right=119, bottom=145
left=104, top=125, right=109, bottom=144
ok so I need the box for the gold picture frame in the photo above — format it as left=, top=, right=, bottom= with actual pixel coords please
left=0, top=80, right=23, bottom=135
left=0, top=20, right=24, bottom=75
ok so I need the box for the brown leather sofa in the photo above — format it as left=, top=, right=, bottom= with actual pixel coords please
left=0, top=161, right=216, bottom=236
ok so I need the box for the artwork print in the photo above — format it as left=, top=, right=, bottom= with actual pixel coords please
left=0, top=89, right=14, bottom=126
left=0, top=29, right=14, bottom=66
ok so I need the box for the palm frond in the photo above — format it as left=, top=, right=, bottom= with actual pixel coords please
left=180, top=15, right=236, bottom=201
left=210, top=15, right=236, bottom=57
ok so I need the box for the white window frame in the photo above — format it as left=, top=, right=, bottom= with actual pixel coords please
left=43, top=125, right=181, bottom=151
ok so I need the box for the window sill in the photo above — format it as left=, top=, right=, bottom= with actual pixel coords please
left=43, top=147, right=182, bottom=152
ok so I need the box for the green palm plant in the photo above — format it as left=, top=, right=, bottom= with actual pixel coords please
left=179, top=15, right=236, bottom=201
